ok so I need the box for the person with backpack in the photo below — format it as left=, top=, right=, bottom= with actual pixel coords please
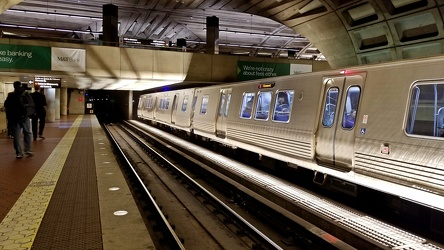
left=31, top=85, right=47, bottom=140
left=4, top=81, right=35, bottom=158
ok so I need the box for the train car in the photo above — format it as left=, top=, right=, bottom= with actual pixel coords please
left=139, top=89, right=196, bottom=133
left=172, top=88, right=197, bottom=133
left=329, top=63, right=444, bottom=201
left=137, top=56, right=444, bottom=209
left=136, top=95, right=144, bottom=117
left=221, top=74, right=324, bottom=167
left=192, top=85, right=233, bottom=143
left=138, top=93, right=159, bottom=121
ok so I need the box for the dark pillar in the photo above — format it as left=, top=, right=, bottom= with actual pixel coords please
left=206, top=16, right=219, bottom=54
left=177, top=38, right=187, bottom=51
left=103, top=4, right=119, bottom=46
left=177, top=38, right=186, bottom=47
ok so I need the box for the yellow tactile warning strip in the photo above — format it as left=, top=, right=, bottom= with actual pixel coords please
left=91, top=118, right=155, bottom=249
left=0, top=115, right=83, bottom=250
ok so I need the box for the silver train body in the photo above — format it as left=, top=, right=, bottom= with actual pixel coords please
left=137, top=56, right=444, bottom=210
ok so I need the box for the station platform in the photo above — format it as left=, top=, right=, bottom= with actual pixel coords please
left=0, top=115, right=154, bottom=250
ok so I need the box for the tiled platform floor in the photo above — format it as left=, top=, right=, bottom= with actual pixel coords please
left=0, top=115, right=154, bottom=250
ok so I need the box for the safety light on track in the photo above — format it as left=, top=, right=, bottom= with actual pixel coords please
left=340, top=70, right=347, bottom=74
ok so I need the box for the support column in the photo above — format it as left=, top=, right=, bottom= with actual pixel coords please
left=206, top=16, right=219, bottom=54
left=128, top=91, right=133, bottom=120
left=55, top=88, right=60, bottom=120
left=46, top=88, right=56, bottom=123
left=60, top=87, right=68, bottom=116
left=103, top=4, right=119, bottom=46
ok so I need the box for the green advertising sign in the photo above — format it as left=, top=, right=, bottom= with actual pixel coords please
left=237, top=61, right=290, bottom=81
left=0, top=44, right=51, bottom=70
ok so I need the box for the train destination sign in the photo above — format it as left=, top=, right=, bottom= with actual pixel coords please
left=34, top=76, right=61, bottom=88
left=258, top=82, right=275, bottom=89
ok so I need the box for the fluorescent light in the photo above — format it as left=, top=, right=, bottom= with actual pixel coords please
left=6, top=9, right=101, bottom=21
left=5, top=9, right=23, bottom=13
left=38, top=27, right=56, bottom=31
left=19, top=25, right=38, bottom=29
left=28, top=11, right=46, bottom=15
left=47, top=13, right=67, bottom=17
left=56, top=28, right=74, bottom=32
left=0, top=23, right=102, bottom=34
left=0, top=24, right=18, bottom=28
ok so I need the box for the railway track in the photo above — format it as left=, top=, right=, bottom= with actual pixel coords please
left=104, top=123, right=296, bottom=249
left=103, top=120, right=444, bottom=250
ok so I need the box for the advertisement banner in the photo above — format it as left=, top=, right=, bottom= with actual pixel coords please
left=51, top=47, right=86, bottom=72
left=237, top=61, right=312, bottom=81
left=0, top=44, right=51, bottom=70
left=237, top=61, right=289, bottom=81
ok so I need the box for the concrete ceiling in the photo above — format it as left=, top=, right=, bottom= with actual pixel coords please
left=0, top=0, right=325, bottom=59
left=1, top=0, right=444, bottom=90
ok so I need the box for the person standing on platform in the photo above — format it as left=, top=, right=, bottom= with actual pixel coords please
left=4, top=81, right=35, bottom=158
left=5, top=106, right=14, bottom=139
left=31, top=85, right=47, bottom=140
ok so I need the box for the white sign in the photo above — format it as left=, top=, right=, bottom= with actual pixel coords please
left=290, top=64, right=312, bottom=75
left=51, top=47, right=86, bottom=72
left=35, top=76, right=61, bottom=88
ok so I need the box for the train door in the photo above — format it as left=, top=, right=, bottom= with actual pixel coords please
left=171, top=94, right=179, bottom=124
left=153, top=96, right=158, bottom=120
left=315, top=75, right=363, bottom=171
left=145, top=96, right=153, bottom=118
left=137, top=96, right=144, bottom=117
left=216, top=88, right=232, bottom=138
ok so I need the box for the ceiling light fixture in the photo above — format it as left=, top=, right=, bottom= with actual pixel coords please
left=6, top=9, right=102, bottom=21
left=0, top=23, right=102, bottom=35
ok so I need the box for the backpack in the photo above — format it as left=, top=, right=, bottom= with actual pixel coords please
left=19, top=91, right=36, bottom=117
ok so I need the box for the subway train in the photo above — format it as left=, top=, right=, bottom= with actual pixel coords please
left=136, top=55, right=444, bottom=211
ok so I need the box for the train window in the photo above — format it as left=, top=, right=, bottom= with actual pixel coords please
left=200, top=95, right=209, bottom=114
left=145, top=97, right=151, bottom=109
left=342, top=86, right=361, bottom=129
left=240, top=93, right=255, bottom=119
left=406, top=83, right=444, bottom=137
left=322, top=88, right=339, bottom=127
left=255, top=91, right=272, bottom=120
left=182, top=95, right=189, bottom=112
left=225, top=94, right=231, bottom=117
left=159, top=98, right=170, bottom=110
left=218, top=94, right=226, bottom=117
left=272, top=90, right=294, bottom=122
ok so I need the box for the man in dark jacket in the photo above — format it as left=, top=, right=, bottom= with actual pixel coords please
left=4, top=81, right=34, bottom=158
left=31, top=85, right=47, bottom=140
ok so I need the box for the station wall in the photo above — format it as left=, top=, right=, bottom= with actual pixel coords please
left=0, top=37, right=331, bottom=125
